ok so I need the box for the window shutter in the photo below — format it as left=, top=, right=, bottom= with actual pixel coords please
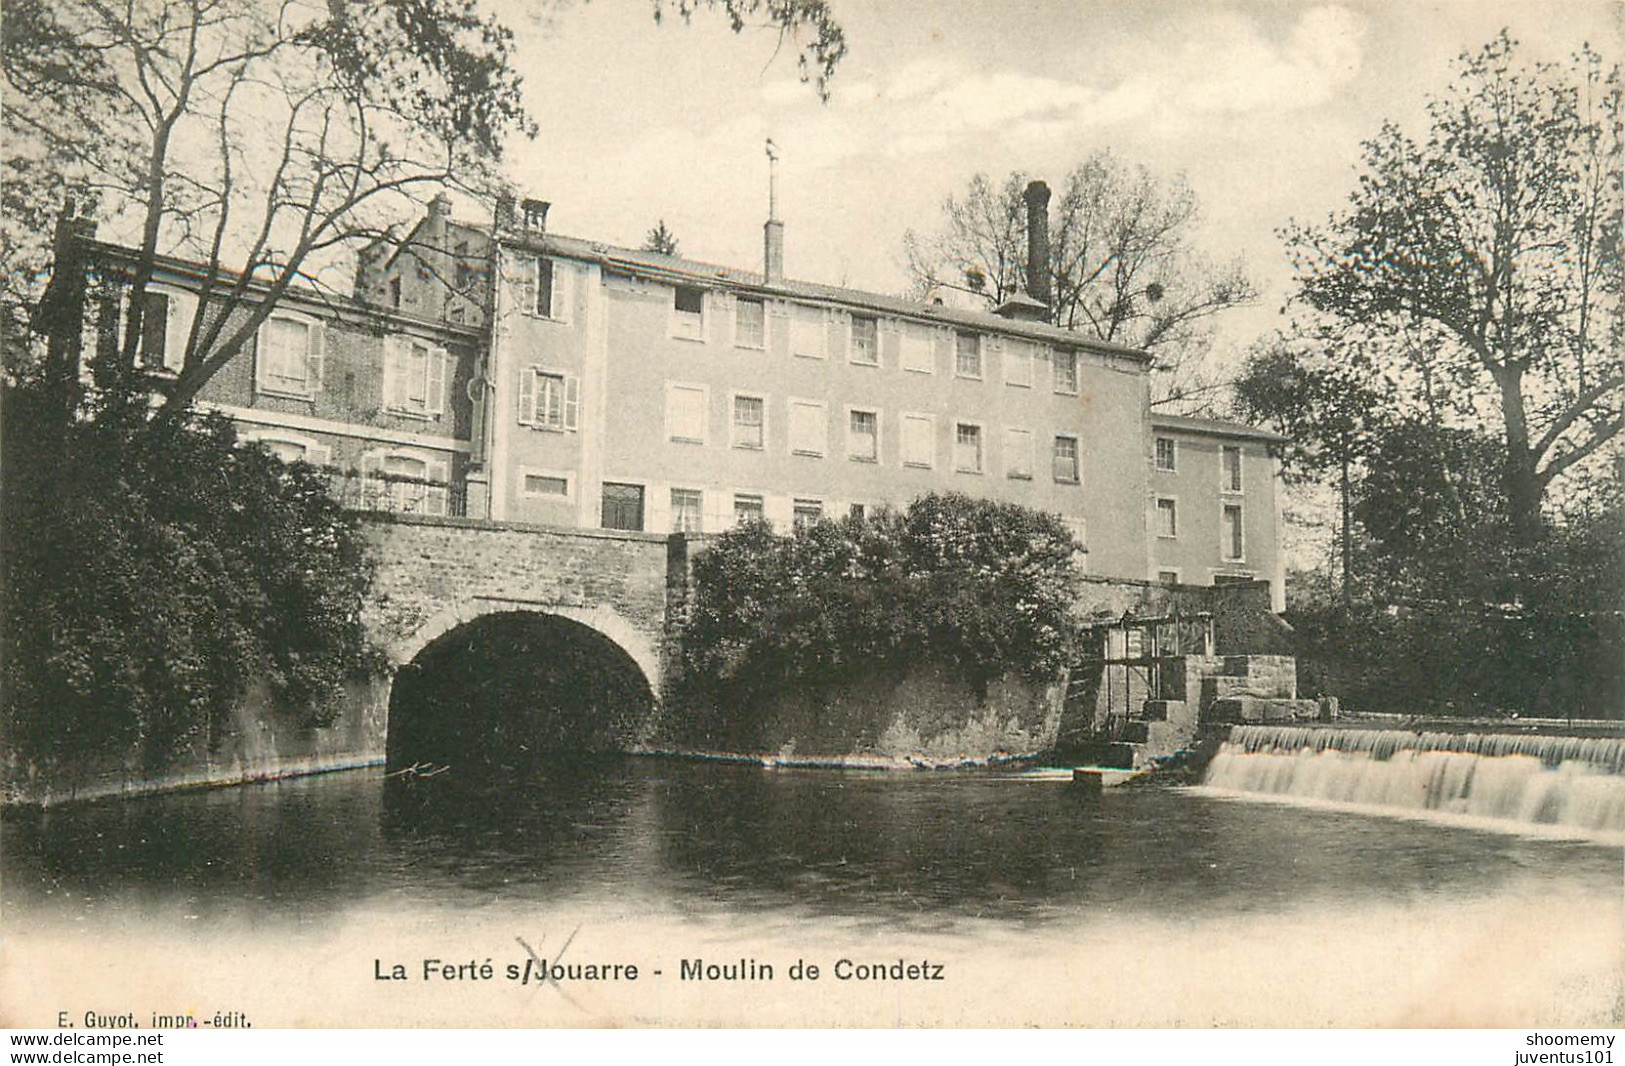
left=164, top=291, right=194, bottom=371
left=254, top=318, right=274, bottom=392
left=882, top=319, right=901, bottom=369
left=427, top=459, right=450, bottom=516
left=513, top=256, right=537, bottom=318
left=517, top=367, right=535, bottom=425
left=986, top=334, right=1002, bottom=376
left=428, top=347, right=448, bottom=416
left=564, top=375, right=580, bottom=431
left=307, top=320, right=326, bottom=390
left=381, top=336, right=401, bottom=409
left=824, top=309, right=846, bottom=362
left=552, top=261, right=573, bottom=323
left=710, top=291, right=734, bottom=347
left=933, top=327, right=952, bottom=370
left=769, top=302, right=790, bottom=358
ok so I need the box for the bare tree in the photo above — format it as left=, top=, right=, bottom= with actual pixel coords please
left=904, top=154, right=1257, bottom=410
left=4, top=0, right=847, bottom=427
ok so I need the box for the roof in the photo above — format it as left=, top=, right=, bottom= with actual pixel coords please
left=475, top=224, right=1153, bottom=364
left=1149, top=412, right=1287, bottom=443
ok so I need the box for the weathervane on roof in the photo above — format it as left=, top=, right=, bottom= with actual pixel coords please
left=765, top=138, right=780, bottom=222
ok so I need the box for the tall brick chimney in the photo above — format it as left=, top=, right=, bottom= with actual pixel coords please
left=1023, top=179, right=1051, bottom=307
left=763, top=219, right=784, bottom=283
left=763, top=139, right=784, bottom=283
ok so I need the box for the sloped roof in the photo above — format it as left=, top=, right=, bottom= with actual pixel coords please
left=484, top=226, right=1153, bottom=364
left=1150, top=412, right=1287, bottom=443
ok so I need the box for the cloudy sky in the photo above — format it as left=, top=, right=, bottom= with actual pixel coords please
left=496, top=0, right=1618, bottom=363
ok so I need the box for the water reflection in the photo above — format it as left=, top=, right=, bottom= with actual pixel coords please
left=6, top=757, right=1619, bottom=936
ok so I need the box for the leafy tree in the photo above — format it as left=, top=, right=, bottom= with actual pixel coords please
left=1, top=382, right=385, bottom=773
left=643, top=219, right=681, bottom=256
left=1233, top=333, right=1391, bottom=601
left=1284, top=32, right=1623, bottom=551
left=4, top=0, right=845, bottom=425
left=904, top=155, right=1257, bottom=409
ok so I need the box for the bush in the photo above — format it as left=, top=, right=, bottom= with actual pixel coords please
left=677, top=493, right=1083, bottom=735
left=2, top=385, right=385, bottom=772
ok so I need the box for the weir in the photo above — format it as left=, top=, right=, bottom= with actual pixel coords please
left=1204, top=725, right=1625, bottom=834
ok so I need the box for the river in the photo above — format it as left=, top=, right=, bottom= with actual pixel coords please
left=2, top=756, right=1620, bottom=1026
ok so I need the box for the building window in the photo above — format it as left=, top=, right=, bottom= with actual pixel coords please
left=524, top=473, right=569, bottom=498
left=360, top=450, right=448, bottom=517
left=601, top=482, right=645, bottom=531
left=1004, top=428, right=1033, bottom=480
left=1223, top=445, right=1243, bottom=492
left=389, top=276, right=402, bottom=310
left=671, top=488, right=704, bottom=533
left=245, top=433, right=328, bottom=468
left=1224, top=503, right=1244, bottom=560
left=1155, top=437, right=1177, bottom=472
left=132, top=288, right=193, bottom=373
left=265, top=440, right=310, bottom=464
left=1053, top=435, right=1079, bottom=484
left=901, top=324, right=933, bottom=373
left=516, top=256, right=566, bottom=320
left=256, top=314, right=324, bottom=398
left=735, top=297, right=766, bottom=349
left=788, top=400, right=826, bottom=456
left=383, top=336, right=447, bottom=419
left=733, top=493, right=765, bottom=526
left=848, top=408, right=878, bottom=462
left=666, top=383, right=708, bottom=444
left=955, top=423, right=983, bottom=473
left=732, top=394, right=765, bottom=449
left=1156, top=497, right=1178, bottom=538
left=1158, top=569, right=1181, bottom=585
left=793, top=498, right=824, bottom=531
left=1053, top=348, right=1078, bottom=394
left=1004, top=339, right=1033, bottom=387
left=849, top=502, right=867, bottom=521
left=673, top=284, right=705, bottom=340
left=519, top=368, right=578, bottom=431
left=955, top=331, right=982, bottom=378
left=850, top=316, right=878, bottom=365
left=454, top=242, right=472, bottom=291
left=789, top=305, right=823, bottom=358
left=901, top=414, right=935, bottom=468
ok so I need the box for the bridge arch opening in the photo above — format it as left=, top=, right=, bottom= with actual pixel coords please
left=386, top=610, right=656, bottom=772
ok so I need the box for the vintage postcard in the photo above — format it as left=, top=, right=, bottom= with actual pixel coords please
left=2, top=0, right=1620, bottom=1036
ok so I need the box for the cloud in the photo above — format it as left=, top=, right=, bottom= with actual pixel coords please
left=1173, top=5, right=1368, bottom=115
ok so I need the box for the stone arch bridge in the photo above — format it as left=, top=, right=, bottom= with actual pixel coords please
left=364, top=513, right=681, bottom=697
left=343, top=513, right=690, bottom=767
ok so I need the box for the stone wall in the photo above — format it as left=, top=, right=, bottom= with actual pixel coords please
left=655, top=662, right=1063, bottom=764
left=362, top=513, right=672, bottom=680
left=3, top=679, right=387, bottom=808
left=4, top=516, right=677, bottom=807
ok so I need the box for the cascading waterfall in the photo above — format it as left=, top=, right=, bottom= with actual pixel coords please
left=1203, top=725, right=1625, bottom=834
